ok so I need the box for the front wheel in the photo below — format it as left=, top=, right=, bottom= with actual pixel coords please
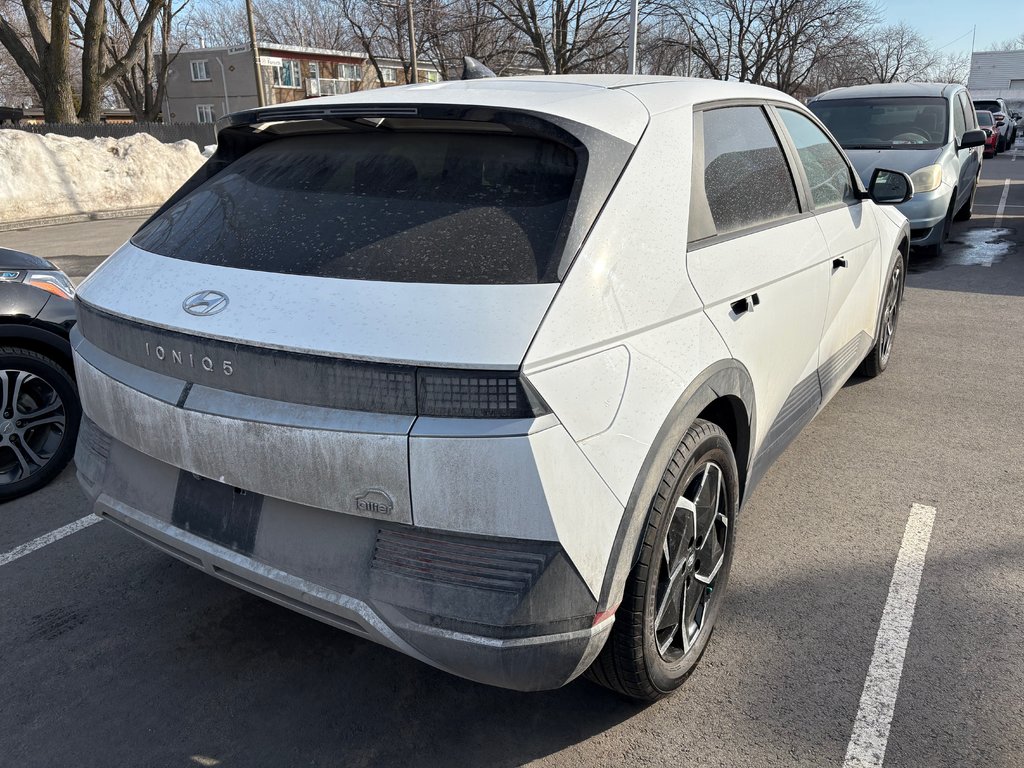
left=954, top=179, right=977, bottom=221
left=857, top=256, right=905, bottom=378
left=0, top=348, right=81, bottom=502
left=586, top=419, right=738, bottom=701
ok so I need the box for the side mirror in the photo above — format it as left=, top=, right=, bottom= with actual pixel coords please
left=868, top=168, right=913, bottom=205
left=959, top=129, right=987, bottom=149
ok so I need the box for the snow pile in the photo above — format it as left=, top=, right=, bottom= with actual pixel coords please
left=0, top=129, right=205, bottom=223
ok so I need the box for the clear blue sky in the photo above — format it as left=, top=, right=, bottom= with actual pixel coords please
left=881, top=1, right=1022, bottom=55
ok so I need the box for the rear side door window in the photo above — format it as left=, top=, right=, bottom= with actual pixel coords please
left=777, top=109, right=857, bottom=210
left=689, top=105, right=800, bottom=242
left=958, top=92, right=977, bottom=130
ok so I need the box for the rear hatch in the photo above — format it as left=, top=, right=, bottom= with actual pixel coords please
left=73, top=93, right=646, bottom=520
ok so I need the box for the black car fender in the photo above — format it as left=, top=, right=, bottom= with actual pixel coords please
left=596, top=359, right=756, bottom=613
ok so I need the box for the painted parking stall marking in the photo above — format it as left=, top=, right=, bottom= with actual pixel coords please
left=0, top=515, right=101, bottom=567
left=843, top=503, right=937, bottom=768
left=995, top=179, right=1011, bottom=226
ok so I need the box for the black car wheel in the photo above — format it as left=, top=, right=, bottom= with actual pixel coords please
left=587, top=419, right=738, bottom=701
left=0, top=348, right=81, bottom=502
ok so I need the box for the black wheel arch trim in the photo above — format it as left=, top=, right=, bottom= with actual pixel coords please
left=0, top=323, right=74, bottom=374
left=873, top=225, right=909, bottom=346
left=596, top=359, right=755, bottom=612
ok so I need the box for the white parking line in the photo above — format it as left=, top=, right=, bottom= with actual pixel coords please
left=843, top=503, right=937, bottom=768
left=995, top=179, right=1010, bottom=226
left=0, top=515, right=101, bottom=567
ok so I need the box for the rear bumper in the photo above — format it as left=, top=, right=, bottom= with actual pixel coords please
left=88, top=485, right=611, bottom=691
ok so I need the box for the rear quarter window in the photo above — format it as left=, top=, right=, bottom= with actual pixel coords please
left=132, top=132, right=580, bottom=285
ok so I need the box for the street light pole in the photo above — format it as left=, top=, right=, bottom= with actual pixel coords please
left=626, top=0, right=638, bottom=74
left=406, top=0, right=418, bottom=83
left=245, top=0, right=266, bottom=106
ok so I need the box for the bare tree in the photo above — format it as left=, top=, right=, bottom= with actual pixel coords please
left=0, top=0, right=78, bottom=120
left=857, top=22, right=935, bottom=83
left=989, top=33, right=1024, bottom=51
left=418, top=0, right=525, bottom=78
left=104, top=0, right=190, bottom=119
left=483, top=0, right=629, bottom=74
left=925, top=51, right=969, bottom=84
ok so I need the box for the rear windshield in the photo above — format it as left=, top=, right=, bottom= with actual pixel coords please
left=976, top=111, right=994, bottom=126
left=809, top=97, right=949, bottom=150
left=132, top=132, right=580, bottom=284
left=973, top=100, right=1002, bottom=113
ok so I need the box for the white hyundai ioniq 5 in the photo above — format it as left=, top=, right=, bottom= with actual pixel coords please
left=72, top=76, right=912, bottom=701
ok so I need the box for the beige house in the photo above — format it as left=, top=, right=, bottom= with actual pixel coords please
left=162, top=43, right=442, bottom=125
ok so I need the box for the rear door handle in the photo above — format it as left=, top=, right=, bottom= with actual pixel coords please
left=833, top=257, right=849, bottom=269
left=730, top=293, right=759, bottom=316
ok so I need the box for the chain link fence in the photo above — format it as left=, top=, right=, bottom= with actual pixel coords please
left=4, top=122, right=216, bottom=146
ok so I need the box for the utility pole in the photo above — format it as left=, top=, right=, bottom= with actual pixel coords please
left=626, top=0, right=638, bottom=74
left=407, top=0, right=418, bottom=83
left=245, top=0, right=265, bottom=106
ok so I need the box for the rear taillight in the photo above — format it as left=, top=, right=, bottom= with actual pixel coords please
left=416, top=369, right=549, bottom=418
left=995, top=115, right=1005, bottom=124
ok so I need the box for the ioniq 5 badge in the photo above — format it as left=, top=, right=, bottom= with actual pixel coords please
left=183, top=290, right=229, bottom=316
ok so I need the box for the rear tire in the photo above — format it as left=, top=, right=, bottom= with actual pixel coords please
left=857, top=256, right=905, bottom=378
left=0, top=348, right=81, bottom=502
left=586, top=419, right=738, bottom=701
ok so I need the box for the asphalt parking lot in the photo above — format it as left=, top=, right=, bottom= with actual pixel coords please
left=2, top=145, right=1023, bottom=768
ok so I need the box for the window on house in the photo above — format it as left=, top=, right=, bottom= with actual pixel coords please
left=342, top=64, right=362, bottom=80
left=196, top=104, right=216, bottom=124
left=190, top=60, right=210, bottom=81
left=381, top=67, right=397, bottom=84
left=419, top=70, right=440, bottom=83
left=272, top=60, right=302, bottom=88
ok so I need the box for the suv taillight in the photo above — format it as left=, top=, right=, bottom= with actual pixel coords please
left=416, top=369, right=550, bottom=418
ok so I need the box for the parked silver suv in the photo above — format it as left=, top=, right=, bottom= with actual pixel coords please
left=810, top=82, right=986, bottom=257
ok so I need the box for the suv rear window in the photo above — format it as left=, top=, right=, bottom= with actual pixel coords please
left=973, top=100, right=1002, bottom=113
left=132, top=132, right=580, bottom=284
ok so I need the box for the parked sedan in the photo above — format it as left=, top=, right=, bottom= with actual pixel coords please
left=72, top=76, right=911, bottom=700
left=0, top=248, right=80, bottom=500
left=976, top=110, right=1000, bottom=157
left=809, top=82, right=986, bottom=257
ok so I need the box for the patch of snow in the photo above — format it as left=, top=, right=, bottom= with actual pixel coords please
left=0, top=130, right=206, bottom=223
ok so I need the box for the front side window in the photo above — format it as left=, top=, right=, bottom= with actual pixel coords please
left=778, top=109, right=856, bottom=209
left=694, top=106, right=800, bottom=239
left=132, top=131, right=580, bottom=285
left=958, top=92, right=977, bottom=131
left=953, top=96, right=966, bottom=138
left=190, top=60, right=209, bottom=81
left=809, top=97, right=950, bottom=149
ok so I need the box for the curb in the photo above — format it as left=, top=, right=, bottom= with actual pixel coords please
left=0, top=206, right=158, bottom=233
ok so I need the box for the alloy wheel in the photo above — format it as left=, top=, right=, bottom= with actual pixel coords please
left=654, top=461, right=729, bottom=661
left=879, top=262, right=902, bottom=365
left=0, top=369, right=68, bottom=485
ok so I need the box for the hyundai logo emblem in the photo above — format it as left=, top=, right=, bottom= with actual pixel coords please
left=182, top=290, right=229, bottom=316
